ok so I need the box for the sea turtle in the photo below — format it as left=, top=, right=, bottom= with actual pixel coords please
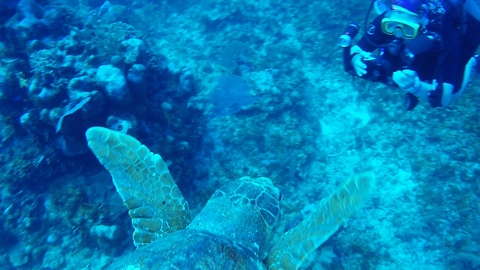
left=85, top=127, right=374, bottom=270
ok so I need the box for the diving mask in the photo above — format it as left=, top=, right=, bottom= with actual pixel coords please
left=381, top=6, right=423, bottom=39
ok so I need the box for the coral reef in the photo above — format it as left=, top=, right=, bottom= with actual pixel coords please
left=0, top=0, right=479, bottom=269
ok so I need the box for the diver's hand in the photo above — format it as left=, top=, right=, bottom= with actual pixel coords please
left=350, top=45, right=370, bottom=77
left=352, top=54, right=368, bottom=77
left=392, top=69, right=421, bottom=93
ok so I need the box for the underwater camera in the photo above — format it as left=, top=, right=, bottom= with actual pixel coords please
left=339, top=19, right=443, bottom=88
left=340, top=23, right=396, bottom=86
left=360, top=56, right=395, bottom=85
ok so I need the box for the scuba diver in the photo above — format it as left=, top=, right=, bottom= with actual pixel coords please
left=340, top=0, right=480, bottom=110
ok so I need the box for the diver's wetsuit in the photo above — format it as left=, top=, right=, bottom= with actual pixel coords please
left=355, top=9, right=480, bottom=101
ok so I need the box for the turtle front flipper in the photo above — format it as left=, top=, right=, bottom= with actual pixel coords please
left=266, top=172, right=375, bottom=269
left=85, top=127, right=190, bottom=247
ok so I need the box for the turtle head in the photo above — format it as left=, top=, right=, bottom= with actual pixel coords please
left=217, top=176, right=282, bottom=229
left=187, top=176, right=281, bottom=260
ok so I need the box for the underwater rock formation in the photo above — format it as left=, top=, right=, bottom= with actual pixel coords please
left=95, top=64, right=132, bottom=106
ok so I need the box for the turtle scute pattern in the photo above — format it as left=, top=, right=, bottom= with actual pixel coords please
left=187, top=176, right=281, bottom=260
left=266, top=172, right=374, bottom=269
left=106, top=229, right=267, bottom=270
left=85, top=127, right=375, bottom=270
left=213, top=176, right=281, bottom=228
left=85, top=126, right=190, bottom=247
left=104, top=175, right=279, bottom=270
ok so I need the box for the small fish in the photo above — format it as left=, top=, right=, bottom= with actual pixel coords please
left=284, top=214, right=303, bottom=233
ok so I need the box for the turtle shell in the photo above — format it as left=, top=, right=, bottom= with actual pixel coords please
left=107, top=229, right=266, bottom=270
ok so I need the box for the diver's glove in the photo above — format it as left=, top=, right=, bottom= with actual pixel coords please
left=350, top=45, right=370, bottom=77
left=392, top=69, right=422, bottom=93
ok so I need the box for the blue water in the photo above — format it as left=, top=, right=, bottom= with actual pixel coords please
left=0, top=0, right=479, bottom=269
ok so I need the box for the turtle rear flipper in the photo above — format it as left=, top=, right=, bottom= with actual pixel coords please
left=266, top=172, right=374, bottom=269
left=85, top=127, right=190, bottom=247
